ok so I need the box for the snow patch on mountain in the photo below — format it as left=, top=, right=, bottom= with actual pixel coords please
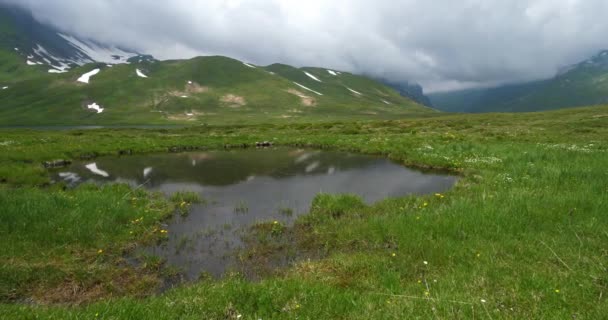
left=58, top=33, right=137, bottom=65
left=87, top=102, right=104, bottom=113
left=1, top=86, right=8, bottom=90
left=33, top=44, right=71, bottom=71
left=136, top=69, right=148, bottom=78
left=48, top=69, right=67, bottom=74
left=327, top=70, right=337, bottom=76
left=293, top=82, right=323, bottom=96
left=346, top=87, right=362, bottom=95
left=77, top=69, right=100, bottom=84
left=304, top=72, right=322, bottom=82
left=26, top=60, right=37, bottom=66
left=243, top=62, right=256, bottom=68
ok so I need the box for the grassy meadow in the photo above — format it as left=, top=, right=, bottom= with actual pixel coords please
left=0, top=53, right=434, bottom=126
left=0, top=106, right=607, bottom=318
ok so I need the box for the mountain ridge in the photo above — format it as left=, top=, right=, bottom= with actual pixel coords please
left=0, top=3, right=144, bottom=72
left=429, top=50, right=608, bottom=113
left=0, top=5, right=434, bottom=126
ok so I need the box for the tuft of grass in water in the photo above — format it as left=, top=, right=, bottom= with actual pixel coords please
left=306, top=193, right=366, bottom=222
left=170, top=191, right=202, bottom=204
left=170, top=191, right=203, bottom=216
left=277, top=206, right=294, bottom=216
left=270, top=221, right=286, bottom=237
left=234, top=201, right=249, bottom=214
left=175, top=235, right=191, bottom=254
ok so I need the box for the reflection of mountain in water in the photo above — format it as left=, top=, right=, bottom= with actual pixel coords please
left=51, top=148, right=457, bottom=280
left=55, top=149, right=386, bottom=187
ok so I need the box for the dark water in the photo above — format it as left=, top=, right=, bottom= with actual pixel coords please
left=52, top=149, right=456, bottom=279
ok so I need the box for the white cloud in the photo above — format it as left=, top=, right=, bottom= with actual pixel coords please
left=4, top=0, right=608, bottom=92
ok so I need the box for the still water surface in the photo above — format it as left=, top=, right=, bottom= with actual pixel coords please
left=54, top=149, right=456, bottom=279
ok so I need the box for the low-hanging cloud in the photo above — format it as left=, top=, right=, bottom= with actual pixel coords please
left=4, top=0, right=608, bottom=92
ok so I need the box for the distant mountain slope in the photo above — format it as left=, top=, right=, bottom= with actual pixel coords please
left=429, top=80, right=547, bottom=113
left=0, top=54, right=433, bottom=125
left=0, top=4, right=433, bottom=126
left=0, top=4, right=144, bottom=73
left=429, top=51, right=608, bottom=113
left=379, top=79, right=434, bottom=107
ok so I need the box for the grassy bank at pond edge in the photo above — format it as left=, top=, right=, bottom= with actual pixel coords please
left=1, top=106, right=607, bottom=318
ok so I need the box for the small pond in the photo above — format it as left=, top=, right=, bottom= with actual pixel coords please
left=53, top=148, right=457, bottom=280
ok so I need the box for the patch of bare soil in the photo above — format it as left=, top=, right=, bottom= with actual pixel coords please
left=167, top=111, right=211, bottom=121
left=287, top=89, right=316, bottom=107
left=220, top=94, right=247, bottom=108
left=185, top=82, right=209, bottom=94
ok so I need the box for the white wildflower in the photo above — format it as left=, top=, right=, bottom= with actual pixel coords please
left=465, top=156, right=503, bottom=164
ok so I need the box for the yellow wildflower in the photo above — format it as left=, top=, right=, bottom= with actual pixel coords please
left=391, top=253, right=396, bottom=257
left=97, top=249, right=103, bottom=254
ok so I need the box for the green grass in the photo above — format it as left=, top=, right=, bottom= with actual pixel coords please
left=0, top=52, right=432, bottom=126
left=0, top=106, right=607, bottom=318
left=170, top=191, right=203, bottom=216
left=0, top=184, right=175, bottom=303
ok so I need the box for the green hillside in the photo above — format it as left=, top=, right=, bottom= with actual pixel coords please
left=429, top=80, right=547, bottom=113
left=429, top=51, right=608, bottom=113
left=0, top=49, right=433, bottom=126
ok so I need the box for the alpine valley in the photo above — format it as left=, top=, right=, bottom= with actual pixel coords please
left=429, top=50, right=608, bottom=113
left=0, top=4, right=435, bottom=126
left=2, top=2, right=608, bottom=320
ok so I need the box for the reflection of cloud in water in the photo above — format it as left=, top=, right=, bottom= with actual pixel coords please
left=189, top=153, right=213, bottom=161
left=305, top=161, right=320, bottom=173
left=85, top=163, right=109, bottom=177
left=59, top=172, right=80, bottom=183
left=288, top=149, right=306, bottom=157
left=55, top=149, right=456, bottom=280
left=295, top=151, right=320, bottom=164
left=143, top=167, right=153, bottom=178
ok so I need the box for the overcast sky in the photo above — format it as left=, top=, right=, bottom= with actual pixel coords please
left=4, top=0, right=608, bottom=92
